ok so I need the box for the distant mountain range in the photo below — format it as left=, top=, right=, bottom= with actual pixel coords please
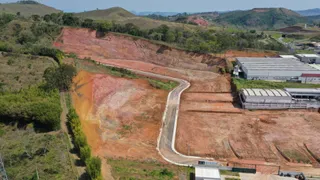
left=296, top=8, right=320, bottom=16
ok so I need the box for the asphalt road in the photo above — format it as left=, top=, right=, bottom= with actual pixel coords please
left=99, top=63, right=215, bottom=166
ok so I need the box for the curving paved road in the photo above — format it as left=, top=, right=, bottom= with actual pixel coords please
left=99, top=62, right=216, bottom=166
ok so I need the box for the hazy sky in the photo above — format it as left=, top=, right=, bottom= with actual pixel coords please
left=0, top=0, right=318, bottom=12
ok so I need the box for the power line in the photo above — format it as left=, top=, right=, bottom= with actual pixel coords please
left=0, top=153, right=8, bottom=180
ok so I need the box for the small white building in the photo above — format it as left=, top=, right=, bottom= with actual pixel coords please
left=195, top=166, right=221, bottom=180
left=279, top=55, right=298, bottom=59
left=295, top=54, right=320, bottom=64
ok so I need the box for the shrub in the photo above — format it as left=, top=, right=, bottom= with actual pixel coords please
left=43, top=64, right=77, bottom=91
left=0, top=41, right=13, bottom=52
left=0, top=86, right=61, bottom=131
left=67, top=108, right=102, bottom=179
left=86, top=157, right=102, bottom=180
left=80, top=145, right=91, bottom=162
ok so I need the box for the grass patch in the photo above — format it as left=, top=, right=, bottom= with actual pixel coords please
left=108, top=158, right=194, bottom=180
left=225, top=178, right=240, bottom=180
left=0, top=123, right=76, bottom=179
left=295, top=49, right=315, bottom=54
left=220, top=170, right=240, bottom=176
left=283, top=150, right=311, bottom=164
left=0, top=52, right=57, bottom=91
left=271, top=33, right=282, bottom=39
left=232, top=78, right=320, bottom=91
left=0, top=126, right=5, bottom=137
left=76, top=58, right=137, bottom=79
left=148, top=79, right=178, bottom=91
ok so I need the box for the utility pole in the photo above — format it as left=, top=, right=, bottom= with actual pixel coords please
left=0, top=153, right=9, bottom=180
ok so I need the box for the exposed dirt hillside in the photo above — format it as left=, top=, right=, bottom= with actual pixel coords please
left=187, top=16, right=209, bottom=26
left=55, top=27, right=226, bottom=71
left=71, top=70, right=167, bottom=161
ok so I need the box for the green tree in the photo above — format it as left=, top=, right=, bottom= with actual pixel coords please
left=95, top=21, right=113, bottom=32
left=80, top=145, right=91, bottom=162
left=164, top=30, right=176, bottom=42
left=31, top=14, right=40, bottom=21
left=43, top=64, right=77, bottom=91
left=0, top=14, right=15, bottom=26
left=82, top=19, right=94, bottom=28
left=17, top=30, right=36, bottom=44
left=86, top=157, right=102, bottom=180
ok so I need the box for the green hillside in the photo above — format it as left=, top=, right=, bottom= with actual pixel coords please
left=0, top=1, right=61, bottom=17
left=215, top=8, right=307, bottom=29
left=307, top=15, right=320, bottom=23
left=76, top=7, right=135, bottom=20
left=75, top=7, right=198, bottom=30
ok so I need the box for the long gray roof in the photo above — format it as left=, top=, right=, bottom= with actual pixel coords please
left=237, top=58, right=319, bottom=71
left=242, top=88, right=292, bottom=97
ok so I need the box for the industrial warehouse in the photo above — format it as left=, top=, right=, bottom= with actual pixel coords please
left=234, top=57, right=320, bottom=84
left=239, top=88, right=320, bottom=109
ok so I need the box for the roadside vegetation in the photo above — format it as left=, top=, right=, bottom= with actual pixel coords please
left=75, top=57, right=178, bottom=90
left=67, top=108, right=102, bottom=180
left=220, top=170, right=240, bottom=176
left=233, top=78, right=320, bottom=91
left=108, top=158, right=194, bottom=180
left=148, top=79, right=178, bottom=90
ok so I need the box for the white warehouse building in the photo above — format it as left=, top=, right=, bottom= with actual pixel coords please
left=295, top=54, right=320, bottom=64
left=236, top=57, right=320, bottom=83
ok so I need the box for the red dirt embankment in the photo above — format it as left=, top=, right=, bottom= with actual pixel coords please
left=71, top=71, right=168, bottom=161
left=187, top=16, right=209, bottom=26
left=55, top=27, right=225, bottom=71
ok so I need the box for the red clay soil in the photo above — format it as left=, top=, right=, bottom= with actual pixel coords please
left=187, top=16, right=209, bottom=26
left=71, top=71, right=168, bottom=162
left=55, top=27, right=225, bottom=71
left=175, top=110, right=320, bottom=173
left=182, top=93, right=234, bottom=102
left=180, top=102, right=241, bottom=113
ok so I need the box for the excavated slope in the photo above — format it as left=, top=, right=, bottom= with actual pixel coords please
left=55, top=27, right=226, bottom=71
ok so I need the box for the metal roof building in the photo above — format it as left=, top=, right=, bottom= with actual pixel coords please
left=236, top=57, right=320, bottom=81
left=195, top=166, right=221, bottom=180
left=295, top=54, right=320, bottom=64
left=240, top=89, right=292, bottom=104
left=280, top=55, right=298, bottom=59
left=239, top=88, right=320, bottom=109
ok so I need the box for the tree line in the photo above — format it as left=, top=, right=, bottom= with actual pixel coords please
left=67, top=108, right=102, bottom=180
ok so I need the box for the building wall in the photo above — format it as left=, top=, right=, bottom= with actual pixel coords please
left=297, top=57, right=320, bottom=64
left=299, top=77, right=320, bottom=84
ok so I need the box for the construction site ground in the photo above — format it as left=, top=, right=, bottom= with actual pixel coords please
left=56, top=27, right=320, bottom=177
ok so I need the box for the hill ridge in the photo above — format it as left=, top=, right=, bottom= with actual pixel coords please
left=0, top=1, right=60, bottom=17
